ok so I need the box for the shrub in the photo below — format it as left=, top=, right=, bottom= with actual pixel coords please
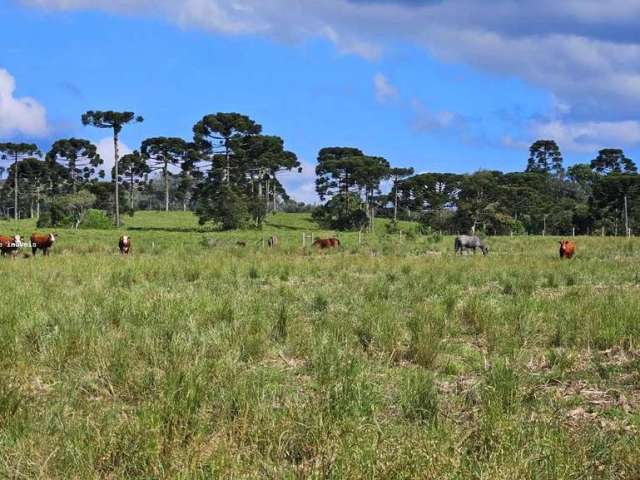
left=80, top=209, right=113, bottom=229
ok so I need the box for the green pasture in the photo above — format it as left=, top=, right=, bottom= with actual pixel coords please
left=0, top=212, right=639, bottom=478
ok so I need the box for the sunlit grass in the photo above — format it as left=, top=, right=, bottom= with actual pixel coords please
left=0, top=212, right=639, bottom=478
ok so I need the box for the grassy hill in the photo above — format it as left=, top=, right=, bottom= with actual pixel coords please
left=0, top=212, right=639, bottom=477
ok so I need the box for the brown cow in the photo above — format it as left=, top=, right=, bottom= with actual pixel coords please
left=119, top=235, right=131, bottom=255
left=0, top=235, right=22, bottom=259
left=559, top=240, right=576, bottom=259
left=31, top=233, right=56, bottom=256
left=313, top=237, right=341, bottom=249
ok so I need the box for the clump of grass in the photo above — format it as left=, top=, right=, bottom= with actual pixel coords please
left=399, top=368, right=439, bottom=425
left=311, top=293, right=329, bottom=313
left=272, top=303, right=288, bottom=343
left=482, top=360, right=519, bottom=413
left=407, top=311, right=443, bottom=369
left=248, top=265, right=259, bottom=279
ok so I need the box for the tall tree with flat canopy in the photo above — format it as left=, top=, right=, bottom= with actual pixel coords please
left=117, top=151, right=150, bottom=212
left=14, top=157, right=51, bottom=219
left=47, top=138, right=104, bottom=193
left=81, top=111, right=143, bottom=226
left=0, top=143, right=41, bottom=220
left=352, top=156, right=391, bottom=232
left=315, top=147, right=366, bottom=208
left=193, top=113, right=262, bottom=184
left=591, top=148, right=637, bottom=175
left=314, top=148, right=391, bottom=230
left=231, top=134, right=301, bottom=217
left=141, top=137, right=194, bottom=211
left=389, top=167, right=414, bottom=222
left=526, top=140, right=564, bottom=177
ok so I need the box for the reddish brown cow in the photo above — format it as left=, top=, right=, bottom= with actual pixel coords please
left=31, top=233, right=56, bottom=256
left=313, top=237, right=341, bottom=249
left=119, top=235, right=131, bottom=255
left=0, top=235, right=22, bottom=259
left=559, top=240, right=576, bottom=259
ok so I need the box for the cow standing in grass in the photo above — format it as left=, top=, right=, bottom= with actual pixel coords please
left=0, top=235, right=21, bottom=259
left=559, top=240, right=576, bottom=259
left=268, top=235, right=278, bottom=248
left=313, top=237, right=340, bottom=249
left=119, top=235, right=131, bottom=255
left=31, top=233, right=56, bottom=256
left=455, top=235, right=489, bottom=255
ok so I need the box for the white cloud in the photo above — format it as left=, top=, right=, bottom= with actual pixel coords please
left=530, top=119, right=640, bottom=152
left=277, top=159, right=318, bottom=204
left=410, top=98, right=463, bottom=133
left=373, top=73, right=398, bottom=103
left=0, top=68, right=49, bottom=137
left=21, top=0, right=640, bottom=121
left=96, top=137, right=132, bottom=178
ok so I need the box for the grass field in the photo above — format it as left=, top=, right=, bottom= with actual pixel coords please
left=1, top=211, right=639, bottom=478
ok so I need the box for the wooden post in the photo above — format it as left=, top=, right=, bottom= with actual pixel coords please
left=602, top=227, right=605, bottom=237
left=358, top=230, right=362, bottom=245
left=302, top=233, right=306, bottom=248
left=572, top=227, right=575, bottom=237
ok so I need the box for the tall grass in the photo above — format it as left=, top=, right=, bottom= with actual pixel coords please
left=0, top=212, right=638, bottom=478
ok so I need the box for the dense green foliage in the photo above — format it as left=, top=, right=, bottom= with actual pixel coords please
left=1, top=106, right=638, bottom=238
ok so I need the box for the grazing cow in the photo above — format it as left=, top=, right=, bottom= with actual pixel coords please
left=559, top=240, right=576, bottom=259
left=236, top=241, right=247, bottom=247
left=31, top=233, right=56, bottom=256
left=267, top=235, right=278, bottom=248
left=119, top=235, right=131, bottom=255
left=0, top=235, right=22, bottom=259
left=313, top=237, right=341, bottom=249
left=455, top=235, right=489, bottom=255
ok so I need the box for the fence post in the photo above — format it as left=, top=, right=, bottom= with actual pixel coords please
left=572, top=227, right=575, bottom=237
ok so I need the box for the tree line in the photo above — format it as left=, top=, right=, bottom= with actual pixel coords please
left=313, top=140, right=639, bottom=236
left=1, top=110, right=638, bottom=235
left=0, top=111, right=301, bottom=229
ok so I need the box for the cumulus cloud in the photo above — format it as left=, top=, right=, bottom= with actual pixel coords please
left=0, top=68, right=49, bottom=137
left=21, top=0, right=640, bottom=121
left=373, top=73, right=398, bottom=103
left=96, top=137, right=132, bottom=178
left=277, top=160, right=318, bottom=204
left=530, top=119, right=640, bottom=153
left=410, top=98, right=464, bottom=134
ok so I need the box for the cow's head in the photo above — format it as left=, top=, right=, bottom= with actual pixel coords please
left=49, top=233, right=56, bottom=243
left=481, top=245, right=489, bottom=255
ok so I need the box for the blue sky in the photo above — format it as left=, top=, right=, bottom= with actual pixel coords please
left=2, top=0, right=640, bottom=202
